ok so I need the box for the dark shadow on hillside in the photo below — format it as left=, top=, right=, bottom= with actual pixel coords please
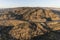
left=52, top=10, right=60, bottom=15
left=46, top=17, right=52, bottom=21
left=0, top=25, right=17, bottom=40
left=31, top=30, right=60, bottom=40
left=13, top=14, right=23, bottom=20
left=29, top=22, right=37, bottom=31
left=40, top=22, right=52, bottom=33
left=8, top=11, right=23, bottom=20
left=39, top=17, right=52, bottom=33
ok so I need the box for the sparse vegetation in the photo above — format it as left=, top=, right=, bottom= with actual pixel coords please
left=0, top=7, right=60, bottom=40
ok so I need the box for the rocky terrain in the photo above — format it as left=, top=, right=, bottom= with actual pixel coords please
left=0, top=7, right=60, bottom=40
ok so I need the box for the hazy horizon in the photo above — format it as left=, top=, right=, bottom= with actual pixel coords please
left=0, top=0, right=60, bottom=8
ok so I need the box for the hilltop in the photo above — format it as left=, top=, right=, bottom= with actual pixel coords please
left=0, top=7, right=60, bottom=40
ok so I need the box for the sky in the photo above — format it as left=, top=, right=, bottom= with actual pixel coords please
left=0, top=0, right=60, bottom=8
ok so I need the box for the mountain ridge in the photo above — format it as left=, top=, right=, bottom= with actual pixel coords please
left=0, top=7, right=60, bottom=40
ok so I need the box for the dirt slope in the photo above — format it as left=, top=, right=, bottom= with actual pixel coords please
left=0, top=7, right=60, bottom=40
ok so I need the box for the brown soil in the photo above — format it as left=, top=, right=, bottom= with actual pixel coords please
left=0, top=7, right=60, bottom=40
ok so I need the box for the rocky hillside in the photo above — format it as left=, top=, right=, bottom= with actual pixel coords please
left=0, top=7, right=60, bottom=40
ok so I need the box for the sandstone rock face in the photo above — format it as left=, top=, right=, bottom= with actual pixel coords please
left=0, top=7, right=60, bottom=40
